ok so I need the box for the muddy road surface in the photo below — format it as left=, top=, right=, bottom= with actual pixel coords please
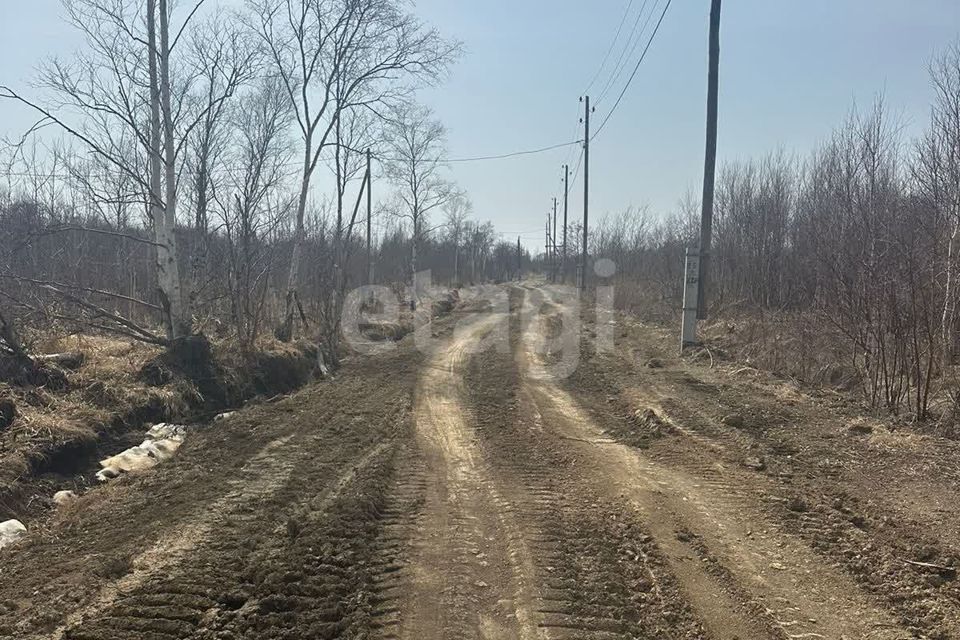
left=1, top=283, right=956, bottom=639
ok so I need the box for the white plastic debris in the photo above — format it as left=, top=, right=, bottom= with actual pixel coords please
left=96, top=466, right=121, bottom=482
left=139, top=437, right=183, bottom=462
left=214, top=411, right=235, bottom=422
left=0, top=519, right=26, bottom=550
left=100, top=444, right=159, bottom=474
left=96, top=424, right=187, bottom=482
left=53, top=490, right=78, bottom=506
left=146, top=423, right=187, bottom=439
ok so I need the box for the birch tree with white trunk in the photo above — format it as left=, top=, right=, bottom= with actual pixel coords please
left=0, top=0, right=249, bottom=342
left=915, top=42, right=960, bottom=368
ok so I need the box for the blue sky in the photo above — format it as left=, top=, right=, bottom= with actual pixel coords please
left=2, top=1, right=960, bottom=250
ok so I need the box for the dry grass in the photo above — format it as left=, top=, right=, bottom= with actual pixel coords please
left=700, top=309, right=859, bottom=391
left=0, top=327, right=323, bottom=523
left=0, top=334, right=193, bottom=493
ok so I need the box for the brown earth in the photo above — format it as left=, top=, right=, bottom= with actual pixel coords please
left=0, top=282, right=956, bottom=639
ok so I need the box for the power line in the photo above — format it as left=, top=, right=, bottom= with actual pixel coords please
left=554, top=108, right=583, bottom=207
left=568, top=145, right=585, bottom=193
left=445, top=140, right=582, bottom=163
left=593, top=0, right=673, bottom=140
left=1, top=139, right=586, bottom=183
left=583, top=0, right=636, bottom=95
left=595, top=0, right=653, bottom=106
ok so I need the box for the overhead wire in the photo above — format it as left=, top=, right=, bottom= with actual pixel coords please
left=592, top=0, right=673, bottom=140
left=1, top=138, right=586, bottom=183
left=444, top=140, right=581, bottom=163
left=594, top=0, right=653, bottom=106
left=582, top=0, right=636, bottom=95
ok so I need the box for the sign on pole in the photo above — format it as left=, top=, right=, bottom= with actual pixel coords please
left=681, top=248, right=700, bottom=351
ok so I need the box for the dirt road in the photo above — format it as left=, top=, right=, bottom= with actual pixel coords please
left=1, top=283, right=956, bottom=639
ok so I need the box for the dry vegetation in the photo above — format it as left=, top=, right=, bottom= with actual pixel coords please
left=589, top=42, right=960, bottom=433
left=0, top=328, right=332, bottom=523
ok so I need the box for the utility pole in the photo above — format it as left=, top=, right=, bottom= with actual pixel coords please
left=697, top=0, right=721, bottom=319
left=366, top=148, right=373, bottom=285
left=552, top=197, right=558, bottom=282
left=562, top=164, right=569, bottom=283
left=545, top=212, right=551, bottom=275
left=517, top=236, right=522, bottom=281
left=580, top=95, right=591, bottom=291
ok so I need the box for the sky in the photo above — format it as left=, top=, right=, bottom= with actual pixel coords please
left=2, top=1, right=960, bottom=251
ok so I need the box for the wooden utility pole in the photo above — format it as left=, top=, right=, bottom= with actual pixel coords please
left=366, top=148, right=373, bottom=285
left=581, top=95, right=591, bottom=291
left=697, top=0, right=721, bottom=319
left=562, top=164, right=569, bottom=282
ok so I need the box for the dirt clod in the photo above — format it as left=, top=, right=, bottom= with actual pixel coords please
left=0, top=399, right=16, bottom=431
left=721, top=413, right=745, bottom=428
left=97, top=554, right=133, bottom=579
left=632, top=408, right=672, bottom=436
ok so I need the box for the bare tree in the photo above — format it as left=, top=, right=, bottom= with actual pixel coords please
left=915, top=41, right=960, bottom=368
left=183, top=17, right=259, bottom=316
left=0, top=0, right=248, bottom=343
left=318, top=106, right=378, bottom=365
left=384, top=103, right=460, bottom=308
left=443, top=194, right=471, bottom=285
left=248, top=0, right=460, bottom=340
left=218, top=79, right=292, bottom=356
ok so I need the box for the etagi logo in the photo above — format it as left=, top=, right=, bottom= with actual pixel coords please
left=340, top=259, right=619, bottom=379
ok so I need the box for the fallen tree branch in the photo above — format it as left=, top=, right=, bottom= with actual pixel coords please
left=904, top=559, right=957, bottom=576
left=0, top=274, right=163, bottom=313
left=33, top=352, right=85, bottom=369
left=48, top=316, right=166, bottom=347
left=33, top=225, right=162, bottom=248
left=38, top=284, right=167, bottom=346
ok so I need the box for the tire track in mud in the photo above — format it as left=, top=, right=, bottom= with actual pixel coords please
left=661, top=380, right=960, bottom=639
left=35, top=356, right=419, bottom=640
left=388, top=311, right=540, bottom=640
left=518, top=285, right=911, bottom=640
left=582, top=319, right=960, bottom=638
left=52, top=432, right=302, bottom=640
left=462, top=291, right=708, bottom=640
left=60, top=435, right=404, bottom=640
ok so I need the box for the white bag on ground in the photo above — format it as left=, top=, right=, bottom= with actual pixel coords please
left=97, top=424, right=187, bottom=481
left=0, top=519, right=26, bottom=550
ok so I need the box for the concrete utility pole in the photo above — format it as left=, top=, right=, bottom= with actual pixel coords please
left=681, top=248, right=700, bottom=350
left=562, top=164, right=569, bottom=282
left=545, top=212, right=550, bottom=270
left=366, top=148, right=373, bottom=285
left=552, top=197, right=558, bottom=282
left=697, top=0, right=721, bottom=319
left=581, top=95, right=591, bottom=291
